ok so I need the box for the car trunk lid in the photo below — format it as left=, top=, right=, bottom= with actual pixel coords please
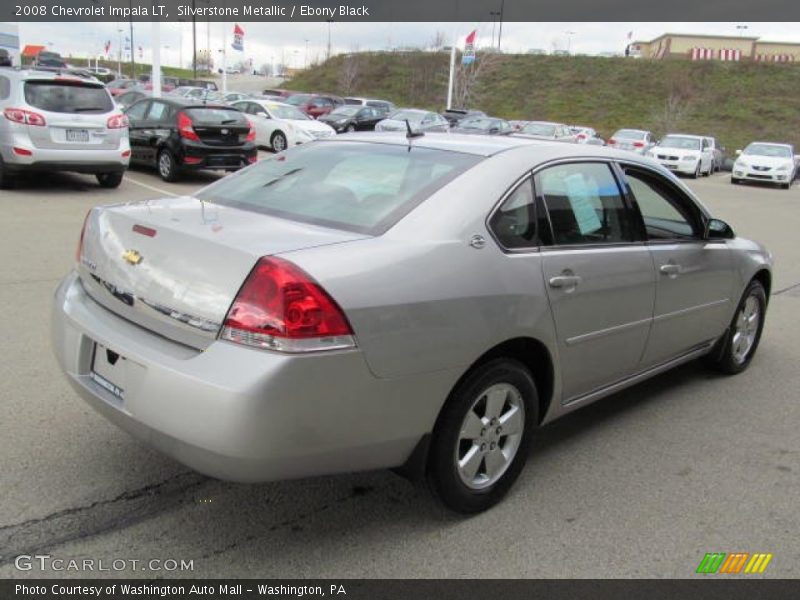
left=181, top=106, right=250, bottom=147
left=77, top=196, right=368, bottom=350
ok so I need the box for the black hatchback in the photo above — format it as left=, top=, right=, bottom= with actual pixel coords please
left=317, top=105, right=385, bottom=133
left=123, top=97, right=257, bottom=181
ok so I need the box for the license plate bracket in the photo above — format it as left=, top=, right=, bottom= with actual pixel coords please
left=66, top=129, right=90, bottom=143
left=91, top=343, right=126, bottom=399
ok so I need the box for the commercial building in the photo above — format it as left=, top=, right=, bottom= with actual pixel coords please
left=630, top=33, right=800, bottom=63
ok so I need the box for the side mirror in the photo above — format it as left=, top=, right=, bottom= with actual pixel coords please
left=735, top=149, right=742, bottom=155
left=705, top=218, right=735, bottom=240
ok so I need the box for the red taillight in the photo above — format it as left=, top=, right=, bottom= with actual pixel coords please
left=76, top=210, right=91, bottom=263
left=183, top=156, right=202, bottom=164
left=177, top=111, right=200, bottom=141
left=247, top=155, right=258, bottom=164
left=608, top=138, right=616, bottom=145
left=4, top=107, right=46, bottom=126
left=220, top=256, right=354, bottom=353
left=12, top=147, right=32, bottom=156
left=633, top=141, right=645, bottom=148
left=246, top=119, right=256, bottom=142
left=577, top=133, right=586, bottom=139
left=121, top=149, right=131, bottom=157
left=107, top=114, right=129, bottom=129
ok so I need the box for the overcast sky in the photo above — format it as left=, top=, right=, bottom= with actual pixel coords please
left=15, top=21, right=800, bottom=69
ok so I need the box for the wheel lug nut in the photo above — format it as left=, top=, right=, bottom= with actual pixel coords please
left=496, top=427, right=502, bottom=435
left=490, top=442, right=496, bottom=450
left=480, top=443, right=487, bottom=451
left=480, top=428, right=486, bottom=437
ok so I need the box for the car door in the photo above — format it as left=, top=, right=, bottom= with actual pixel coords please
left=123, top=100, right=151, bottom=163
left=141, top=100, right=175, bottom=165
left=536, top=161, right=656, bottom=401
left=619, top=164, right=734, bottom=367
left=701, top=138, right=714, bottom=172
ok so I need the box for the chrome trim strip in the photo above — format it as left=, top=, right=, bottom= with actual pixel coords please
left=562, top=341, right=716, bottom=407
left=565, top=317, right=652, bottom=346
left=653, top=298, right=730, bottom=323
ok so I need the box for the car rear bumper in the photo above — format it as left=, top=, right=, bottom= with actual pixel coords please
left=178, top=142, right=257, bottom=170
left=51, top=271, right=452, bottom=482
left=1, top=141, right=130, bottom=173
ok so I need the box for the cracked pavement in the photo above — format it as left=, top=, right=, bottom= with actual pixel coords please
left=1, top=167, right=798, bottom=578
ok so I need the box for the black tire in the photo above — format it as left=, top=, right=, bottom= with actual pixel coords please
left=157, top=149, right=179, bottom=182
left=692, top=163, right=701, bottom=178
left=731, top=177, right=740, bottom=185
left=96, top=172, right=123, bottom=188
left=427, top=359, right=538, bottom=513
left=705, top=280, right=767, bottom=375
left=270, top=131, right=287, bottom=153
left=345, top=124, right=356, bottom=133
left=0, top=156, right=14, bottom=189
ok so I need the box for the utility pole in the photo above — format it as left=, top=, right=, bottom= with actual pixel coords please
left=117, top=27, right=122, bottom=75
left=490, top=11, right=500, bottom=49
left=304, top=38, right=309, bottom=68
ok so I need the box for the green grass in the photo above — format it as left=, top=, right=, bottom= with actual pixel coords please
left=288, top=52, right=800, bottom=150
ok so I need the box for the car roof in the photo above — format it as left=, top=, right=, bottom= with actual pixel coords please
left=614, top=128, right=650, bottom=134
left=7, top=68, right=102, bottom=84
left=747, top=141, right=792, bottom=147
left=320, top=132, right=648, bottom=159
left=526, top=120, right=565, bottom=126
left=663, top=133, right=705, bottom=140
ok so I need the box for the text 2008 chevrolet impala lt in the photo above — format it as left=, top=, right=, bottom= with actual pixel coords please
left=52, top=134, right=772, bottom=512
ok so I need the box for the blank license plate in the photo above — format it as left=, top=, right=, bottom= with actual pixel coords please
left=66, top=129, right=90, bottom=142
left=91, top=343, right=126, bottom=399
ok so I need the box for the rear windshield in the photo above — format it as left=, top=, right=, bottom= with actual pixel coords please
left=185, top=108, right=247, bottom=126
left=522, top=123, right=556, bottom=136
left=24, top=81, right=113, bottom=114
left=196, top=142, right=482, bottom=235
left=614, top=129, right=646, bottom=140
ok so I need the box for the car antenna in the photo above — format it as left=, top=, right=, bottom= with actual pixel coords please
left=405, top=119, right=424, bottom=141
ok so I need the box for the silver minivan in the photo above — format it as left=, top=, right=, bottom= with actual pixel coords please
left=0, top=68, right=130, bottom=188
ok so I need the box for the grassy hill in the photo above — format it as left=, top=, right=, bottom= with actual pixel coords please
left=288, top=52, right=800, bottom=151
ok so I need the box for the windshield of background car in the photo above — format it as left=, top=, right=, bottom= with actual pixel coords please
left=459, top=118, right=494, bottom=130
left=196, top=142, right=482, bottom=235
left=329, top=106, right=361, bottom=117
left=614, top=129, right=646, bottom=140
left=522, top=123, right=556, bottom=136
left=24, top=81, right=113, bottom=114
left=387, top=109, right=425, bottom=122
left=660, top=136, right=702, bottom=150
left=744, top=144, right=792, bottom=158
left=285, top=94, right=312, bottom=106
left=267, top=103, right=309, bottom=120
left=184, top=108, right=248, bottom=126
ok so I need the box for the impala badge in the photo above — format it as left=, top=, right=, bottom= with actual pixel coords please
left=122, top=249, right=143, bottom=265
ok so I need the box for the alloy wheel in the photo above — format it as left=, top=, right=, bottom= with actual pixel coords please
left=455, top=383, right=525, bottom=490
left=732, top=294, right=761, bottom=365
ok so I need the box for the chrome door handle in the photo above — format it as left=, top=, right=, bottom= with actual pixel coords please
left=549, top=275, right=582, bottom=288
left=659, top=263, right=681, bottom=276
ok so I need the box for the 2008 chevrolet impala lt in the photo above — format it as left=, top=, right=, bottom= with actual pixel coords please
left=52, top=133, right=772, bottom=512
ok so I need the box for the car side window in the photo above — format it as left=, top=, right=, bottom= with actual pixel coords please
left=0, top=76, right=10, bottom=100
left=147, top=101, right=171, bottom=122
left=622, top=167, right=702, bottom=240
left=125, top=100, right=149, bottom=121
left=489, top=176, right=538, bottom=249
left=537, top=162, right=637, bottom=246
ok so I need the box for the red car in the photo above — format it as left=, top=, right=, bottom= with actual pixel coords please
left=284, top=93, right=344, bottom=119
left=106, top=79, right=140, bottom=97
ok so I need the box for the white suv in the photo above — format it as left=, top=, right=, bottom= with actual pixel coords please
left=0, top=68, right=130, bottom=188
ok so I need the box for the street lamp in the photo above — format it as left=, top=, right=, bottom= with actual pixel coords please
left=565, top=30, right=577, bottom=54
left=304, top=38, right=310, bottom=68
left=326, top=19, right=333, bottom=61
left=489, top=11, right=501, bottom=49
left=736, top=25, right=749, bottom=37
left=497, top=0, right=505, bottom=51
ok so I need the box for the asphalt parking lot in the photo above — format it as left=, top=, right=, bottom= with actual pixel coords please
left=1, top=164, right=798, bottom=579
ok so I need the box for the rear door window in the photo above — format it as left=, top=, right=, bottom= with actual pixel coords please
left=24, top=81, right=112, bottom=114
left=537, top=162, right=638, bottom=246
left=124, top=100, right=149, bottom=121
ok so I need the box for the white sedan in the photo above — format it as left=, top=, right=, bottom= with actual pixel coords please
left=646, top=134, right=714, bottom=178
left=732, top=142, right=797, bottom=189
left=230, top=99, right=335, bottom=152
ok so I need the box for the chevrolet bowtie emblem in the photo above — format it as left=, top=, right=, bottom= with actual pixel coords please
left=122, top=249, right=143, bottom=265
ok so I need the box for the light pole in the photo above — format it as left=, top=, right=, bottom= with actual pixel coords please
left=304, top=38, right=309, bottom=68
left=116, top=28, right=123, bottom=75
left=497, top=0, right=505, bottom=51
left=326, top=19, right=333, bottom=61
left=565, top=30, right=577, bottom=54
left=128, top=0, right=135, bottom=78
left=490, top=11, right=500, bottom=49
left=163, top=45, right=170, bottom=68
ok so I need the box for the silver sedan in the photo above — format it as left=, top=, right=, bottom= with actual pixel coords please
left=52, top=134, right=772, bottom=513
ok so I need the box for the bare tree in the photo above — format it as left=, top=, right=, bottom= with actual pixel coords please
left=339, top=54, right=361, bottom=94
left=652, top=75, right=695, bottom=134
left=193, top=49, right=213, bottom=73
left=452, top=52, right=501, bottom=109
left=430, top=30, right=446, bottom=52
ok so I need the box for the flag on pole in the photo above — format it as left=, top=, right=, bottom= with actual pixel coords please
left=104, top=40, right=111, bottom=56
left=627, top=31, right=633, bottom=40
left=231, top=24, right=245, bottom=52
left=462, top=30, right=477, bottom=65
